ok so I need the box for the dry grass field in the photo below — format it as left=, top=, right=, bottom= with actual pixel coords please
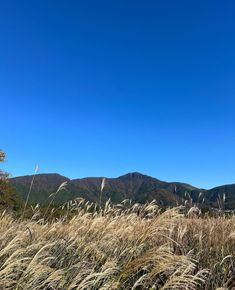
left=0, top=199, right=235, bottom=290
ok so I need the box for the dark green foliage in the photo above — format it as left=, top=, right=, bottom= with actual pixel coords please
left=0, top=150, right=24, bottom=215
left=0, top=180, right=23, bottom=213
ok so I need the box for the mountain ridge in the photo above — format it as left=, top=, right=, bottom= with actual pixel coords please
left=10, top=172, right=235, bottom=209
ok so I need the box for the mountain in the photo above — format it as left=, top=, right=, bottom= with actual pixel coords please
left=10, top=172, right=200, bottom=207
left=10, top=172, right=235, bottom=209
left=205, top=183, right=235, bottom=209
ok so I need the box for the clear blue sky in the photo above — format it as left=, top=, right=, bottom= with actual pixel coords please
left=1, top=0, right=235, bottom=189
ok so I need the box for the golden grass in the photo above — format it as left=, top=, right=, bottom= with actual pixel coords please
left=0, top=201, right=235, bottom=289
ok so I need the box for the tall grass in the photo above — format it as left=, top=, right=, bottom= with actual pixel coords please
left=0, top=199, right=235, bottom=289
left=22, top=165, right=39, bottom=219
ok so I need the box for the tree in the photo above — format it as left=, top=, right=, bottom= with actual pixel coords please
left=0, top=150, right=5, bottom=162
left=0, top=149, right=8, bottom=194
left=0, top=149, right=8, bottom=180
left=0, top=150, right=23, bottom=213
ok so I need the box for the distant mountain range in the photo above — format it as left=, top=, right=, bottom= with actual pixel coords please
left=10, top=172, right=235, bottom=209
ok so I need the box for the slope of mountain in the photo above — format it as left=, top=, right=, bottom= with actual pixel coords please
left=10, top=172, right=235, bottom=209
left=11, top=174, right=70, bottom=204
left=205, top=183, right=235, bottom=209
left=10, top=172, right=200, bottom=207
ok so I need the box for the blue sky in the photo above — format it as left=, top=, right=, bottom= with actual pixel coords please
left=1, top=0, right=235, bottom=189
